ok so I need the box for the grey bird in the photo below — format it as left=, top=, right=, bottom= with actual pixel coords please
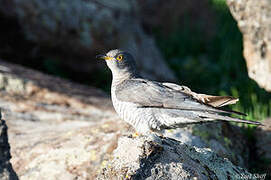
left=97, top=49, right=261, bottom=134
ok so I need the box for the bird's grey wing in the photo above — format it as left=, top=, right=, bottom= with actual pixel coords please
left=115, top=78, right=170, bottom=107
left=116, top=78, right=185, bottom=106
left=162, top=82, right=238, bottom=107
left=116, top=79, right=238, bottom=115
left=116, top=79, right=261, bottom=126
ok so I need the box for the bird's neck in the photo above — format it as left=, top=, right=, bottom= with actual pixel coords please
left=112, top=71, right=139, bottom=86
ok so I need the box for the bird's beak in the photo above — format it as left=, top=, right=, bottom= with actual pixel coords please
left=96, top=54, right=114, bottom=61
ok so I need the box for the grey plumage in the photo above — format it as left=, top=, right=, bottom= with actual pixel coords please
left=97, top=49, right=262, bottom=134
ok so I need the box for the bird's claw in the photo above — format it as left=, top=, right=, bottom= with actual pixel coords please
left=132, top=132, right=140, bottom=138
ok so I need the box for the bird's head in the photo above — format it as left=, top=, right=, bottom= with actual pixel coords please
left=96, top=49, right=138, bottom=79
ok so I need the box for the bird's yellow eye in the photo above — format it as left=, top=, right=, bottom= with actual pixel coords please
left=116, top=55, right=123, bottom=61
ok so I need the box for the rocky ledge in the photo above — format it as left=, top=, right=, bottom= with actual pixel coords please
left=0, top=59, right=263, bottom=179
left=98, top=135, right=252, bottom=179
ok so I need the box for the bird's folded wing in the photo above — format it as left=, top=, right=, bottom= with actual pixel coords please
left=162, top=83, right=238, bottom=107
left=116, top=79, right=238, bottom=115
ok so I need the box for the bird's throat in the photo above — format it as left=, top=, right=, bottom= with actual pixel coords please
left=112, top=71, right=138, bottom=85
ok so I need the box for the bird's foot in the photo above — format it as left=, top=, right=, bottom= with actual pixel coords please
left=132, top=132, right=140, bottom=138
left=145, top=132, right=163, bottom=144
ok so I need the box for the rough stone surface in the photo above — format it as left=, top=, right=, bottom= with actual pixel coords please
left=0, top=116, right=18, bottom=180
left=227, top=0, right=271, bottom=92
left=0, top=59, right=131, bottom=179
left=166, top=122, right=251, bottom=168
left=0, top=59, right=257, bottom=179
left=0, top=0, right=176, bottom=82
left=137, top=0, right=216, bottom=37
left=98, top=135, right=251, bottom=180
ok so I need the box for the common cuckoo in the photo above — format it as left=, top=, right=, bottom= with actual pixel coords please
left=97, top=49, right=261, bottom=134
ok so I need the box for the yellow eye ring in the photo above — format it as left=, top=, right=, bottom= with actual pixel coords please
left=116, top=55, right=123, bottom=61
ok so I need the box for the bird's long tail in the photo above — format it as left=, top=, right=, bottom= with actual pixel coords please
left=196, top=111, right=262, bottom=125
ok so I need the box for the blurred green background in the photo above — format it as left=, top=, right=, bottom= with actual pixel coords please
left=154, top=0, right=271, bottom=122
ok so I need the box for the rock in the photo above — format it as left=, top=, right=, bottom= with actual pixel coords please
left=137, top=0, right=215, bottom=37
left=0, top=59, right=132, bottom=179
left=98, top=135, right=252, bottom=179
left=0, top=59, right=255, bottom=179
left=0, top=115, right=18, bottom=180
left=227, top=0, right=271, bottom=92
left=0, top=0, right=176, bottom=82
left=163, top=122, right=251, bottom=168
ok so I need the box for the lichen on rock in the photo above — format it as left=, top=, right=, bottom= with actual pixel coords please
left=98, top=135, right=252, bottom=180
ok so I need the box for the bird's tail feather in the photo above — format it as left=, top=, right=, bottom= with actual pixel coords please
left=197, top=112, right=262, bottom=125
left=155, top=109, right=262, bottom=131
left=175, top=107, right=247, bottom=116
left=216, top=108, right=247, bottom=116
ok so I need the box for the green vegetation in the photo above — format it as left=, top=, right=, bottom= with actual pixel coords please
left=154, top=0, right=271, bottom=122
